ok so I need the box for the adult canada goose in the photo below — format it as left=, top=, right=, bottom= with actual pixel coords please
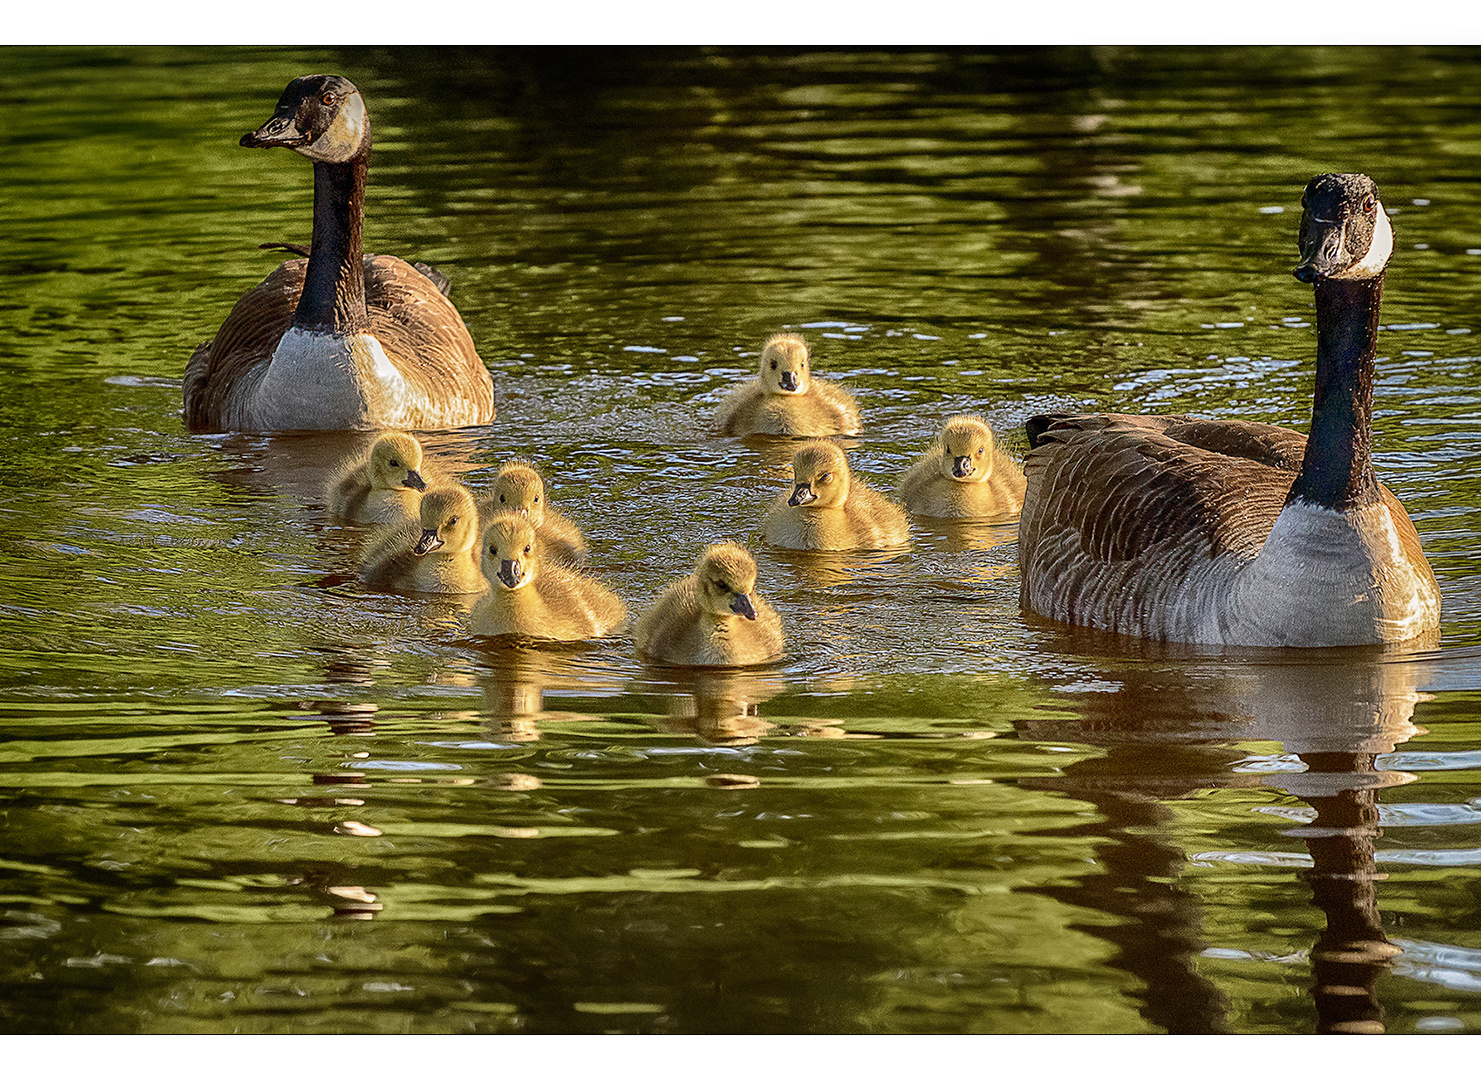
left=763, top=440, right=910, bottom=551
left=635, top=543, right=786, bottom=667
left=359, top=485, right=487, bottom=594
left=716, top=333, right=862, bottom=436
left=899, top=414, right=1026, bottom=519
left=1018, top=173, right=1440, bottom=646
left=183, top=74, right=497, bottom=432
left=476, top=459, right=588, bottom=565
left=470, top=513, right=626, bottom=641
left=326, top=432, right=429, bottom=524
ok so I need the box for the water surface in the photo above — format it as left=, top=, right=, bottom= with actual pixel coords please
left=3, top=46, right=1481, bottom=1034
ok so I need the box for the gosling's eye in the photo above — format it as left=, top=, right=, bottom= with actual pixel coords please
left=523, top=544, right=531, bottom=555
left=489, top=546, right=497, bottom=555
left=819, top=473, right=831, bottom=483
left=769, top=360, right=777, bottom=370
left=534, top=496, right=540, bottom=503
left=976, top=448, right=985, bottom=456
left=389, top=459, right=400, bottom=468
left=499, top=494, right=506, bottom=503
left=447, top=517, right=458, bottom=526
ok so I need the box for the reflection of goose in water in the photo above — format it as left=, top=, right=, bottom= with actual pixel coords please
left=1016, top=653, right=1429, bottom=1034
left=1020, top=173, right=1440, bottom=646
left=477, top=641, right=606, bottom=743
left=636, top=666, right=788, bottom=746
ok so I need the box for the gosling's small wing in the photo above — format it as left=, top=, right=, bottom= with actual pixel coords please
left=1019, top=414, right=1305, bottom=624
left=183, top=260, right=305, bottom=431
left=363, top=255, right=496, bottom=424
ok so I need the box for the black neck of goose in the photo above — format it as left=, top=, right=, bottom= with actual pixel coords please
left=292, top=150, right=369, bottom=335
left=1285, top=275, right=1383, bottom=511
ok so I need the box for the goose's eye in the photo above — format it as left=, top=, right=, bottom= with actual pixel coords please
left=321, top=92, right=335, bottom=106
left=1363, top=195, right=1376, bottom=213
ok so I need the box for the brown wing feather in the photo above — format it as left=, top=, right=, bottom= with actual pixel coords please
left=1022, top=413, right=1306, bottom=560
left=183, top=255, right=495, bottom=432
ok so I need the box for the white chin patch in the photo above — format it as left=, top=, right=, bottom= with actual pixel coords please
left=297, top=92, right=366, bottom=163
left=1332, top=203, right=1393, bottom=280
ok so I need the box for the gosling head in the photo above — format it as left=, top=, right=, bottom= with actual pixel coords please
left=241, top=74, right=369, bottom=164
left=368, top=433, right=426, bottom=493
left=759, top=333, right=811, bottom=396
left=695, top=543, right=762, bottom=621
left=481, top=512, right=540, bottom=591
left=1293, top=172, right=1392, bottom=284
left=937, top=415, right=995, bottom=483
left=491, top=460, right=547, bottom=526
left=412, top=486, right=478, bottom=557
left=787, top=440, right=850, bottom=510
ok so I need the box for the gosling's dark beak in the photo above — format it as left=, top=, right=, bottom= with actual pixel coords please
left=412, top=529, right=442, bottom=556
left=730, top=593, right=758, bottom=620
left=952, top=456, right=974, bottom=479
left=779, top=371, right=799, bottom=392
left=1293, top=214, right=1347, bottom=284
left=789, top=483, right=817, bottom=507
left=241, top=113, right=309, bottom=149
left=403, top=470, right=427, bottom=492
left=498, top=559, right=523, bottom=589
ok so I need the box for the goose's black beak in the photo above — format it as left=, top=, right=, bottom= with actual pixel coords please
left=241, top=113, right=309, bottom=149
left=952, top=456, right=974, bottom=478
left=498, top=559, right=523, bottom=589
left=412, top=529, right=442, bottom=556
left=788, top=483, right=817, bottom=507
left=730, top=593, right=758, bottom=620
left=1293, top=215, right=1348, bottom=284
left=403, top=470, right=427, bottom=492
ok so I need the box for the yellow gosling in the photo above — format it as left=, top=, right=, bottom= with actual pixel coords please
left=327, top=432, right=430, bottom=524
left=899, top=414, right=1026, bottom=519
left=475, top=459, right=588, bottom=565
left=471, top=513, right=626, bottom=641
left=635, top=543, right=785, bottom=667
left=763, top=440, right=910, bottom=551
left=716, top=333, right=861, bottom=437
left=358, top=485, right=486, bottom=594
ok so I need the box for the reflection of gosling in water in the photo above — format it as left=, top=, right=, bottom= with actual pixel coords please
left=763, top=440, right=910, bottom=550
left=636, top=543, right=786, bottom=667
left=327, top=432, right=429, bottom=524
left=899, top=414, right=1026, bottom=519
left=359, top=486, right=487, bottom=594
left=471, top=513, right=626, bottom=641
left=476, top=460, right=588, bottom=565
left=716, top=333, right=861, bottom=436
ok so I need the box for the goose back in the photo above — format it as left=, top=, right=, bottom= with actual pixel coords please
left=184, top=254, right=496, bottom=432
